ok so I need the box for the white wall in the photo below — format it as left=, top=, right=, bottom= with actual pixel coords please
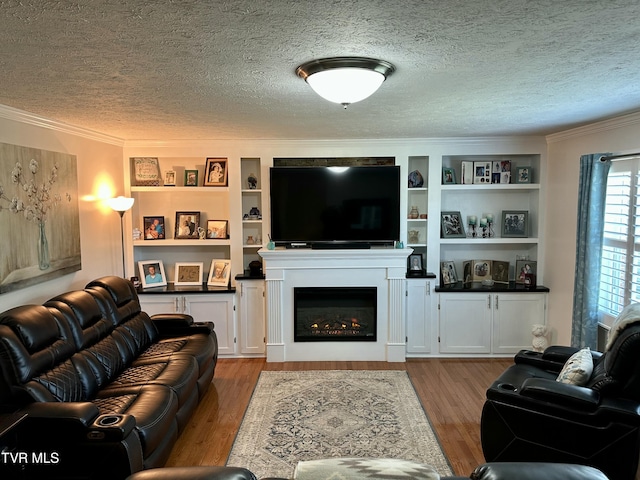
left=544, top=113, right=640, bottom=345
left=0, top=108, right=125, bottom=311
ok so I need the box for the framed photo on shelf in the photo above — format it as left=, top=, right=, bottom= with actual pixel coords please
left=502, top=210, right=529, bottom=237
left=441, top=211, right=466, bottom=238
left=130, top=157, right=161, bottom=186
left=516, top=260, right=537, bottom=285
left=143, top=216, right=165, bottom=240
left=473, top=161, right=492, bottom=184
left=492, top=260, right=510, bottom=284
left=184, top=170, right=199, bottom=187
left=207, top=220, right=228, bottom=239
left=174, top=262, right=204, bottom=286
left=204, top=157, right=228, bottom=187
left=440, top=260, right=457, bottom=285
left=516, top=166, right=532, bottom=184
left=407, top=253, right=425, bottom=276
left=442, top=167, right=456, bottom=184
left=208, top=259, right=231, bottom=287
left=472, top=260, right=492, bottom=282
left=174, top=211, right=200, bottom=239
left=164, top=170, right=176, bottom=186
left=138, top=260, right=167, bottom=288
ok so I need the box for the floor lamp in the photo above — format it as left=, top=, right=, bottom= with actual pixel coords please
left=107, top=196, right=135, bottom=277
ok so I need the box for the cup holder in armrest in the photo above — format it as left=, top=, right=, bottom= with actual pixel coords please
left=498, top=383, right=517, bottom=392
left=88, top=414, right=136, bottom=441
left=98, top=415, right=123, bottom=426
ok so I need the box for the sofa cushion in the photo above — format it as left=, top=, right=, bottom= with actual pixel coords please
left=0, top=305, right=76, bottom=386
left=94, top=384, right=179, bottom=461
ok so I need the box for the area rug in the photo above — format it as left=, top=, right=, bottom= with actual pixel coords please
left=226, top=370, right=453, bottom=479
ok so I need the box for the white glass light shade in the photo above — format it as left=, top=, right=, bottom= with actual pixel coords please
left=306, top=68, right=385, bottom=105
left=107, top=196, right=135, bottom=213
left=296, top=57, right=395, bottom=107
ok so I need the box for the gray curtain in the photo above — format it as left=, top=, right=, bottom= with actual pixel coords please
left=571, top=153, right=611, bottom=348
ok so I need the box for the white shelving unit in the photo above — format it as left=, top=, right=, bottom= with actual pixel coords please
left=239, top=157, right=263, bottom=271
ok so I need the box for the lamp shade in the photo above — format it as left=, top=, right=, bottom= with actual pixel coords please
left=107, top=196, right=134, bottom=213
left=296, top=57, right=395, bottom=107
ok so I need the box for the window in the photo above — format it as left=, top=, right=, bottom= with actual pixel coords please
left=599, top=157, right=640, bottom=325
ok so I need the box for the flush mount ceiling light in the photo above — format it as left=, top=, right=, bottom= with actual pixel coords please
left=296, top=57, right=395, bottom=108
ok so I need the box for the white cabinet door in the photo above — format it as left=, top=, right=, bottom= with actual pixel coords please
left=184, top=294, right=236, bottom=356
left=139, top=293, right=236, bottom=355
left=439, top=293, right=492, bottom=354
left=139, top=295, right=180, bottom=315
left=406, top=279, right=431, bottom=354
left=492, top=293, right=546, bottom=354
left=238, top=280, right=266, bottom=355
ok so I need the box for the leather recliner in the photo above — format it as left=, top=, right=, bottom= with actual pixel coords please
left=0, top=276, right=218, bottom=480
left=480, top=320, right=640, bottom=480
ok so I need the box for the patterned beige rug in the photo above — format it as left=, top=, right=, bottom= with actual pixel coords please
left=226, top=370, right=453, bottom=479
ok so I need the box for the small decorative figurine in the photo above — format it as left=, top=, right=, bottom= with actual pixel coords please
left=247, top=173, right=258, bottom=189
left=531, top=324, right=549, bottom=352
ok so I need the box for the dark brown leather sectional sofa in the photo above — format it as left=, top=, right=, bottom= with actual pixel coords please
left=0, top=276, right=218, bottom=480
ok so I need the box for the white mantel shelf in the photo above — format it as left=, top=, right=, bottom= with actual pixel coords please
left=258, top=247, right=413, bottom=363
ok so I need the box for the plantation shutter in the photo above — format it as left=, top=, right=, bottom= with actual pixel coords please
left=599, top=158, right=640, bottom=319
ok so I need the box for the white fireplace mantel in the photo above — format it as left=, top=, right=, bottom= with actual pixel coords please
left=258, top=247, right=412, bottom=362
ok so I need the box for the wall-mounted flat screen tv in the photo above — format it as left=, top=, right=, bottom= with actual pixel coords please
left=270, top=166, right=400, bottom=247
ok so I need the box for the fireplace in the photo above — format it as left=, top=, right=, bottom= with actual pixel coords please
left=294, top=287, right=377, bottom=342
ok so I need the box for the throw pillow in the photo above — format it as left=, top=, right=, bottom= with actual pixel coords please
left=556, top=347, right=593, bottom=385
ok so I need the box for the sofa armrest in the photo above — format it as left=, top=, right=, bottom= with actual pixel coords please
left=151, top=314, right=214, bottom=336
left=469, top=462, right=608, bottom=480
left=519, top=377, right=600, bottom=411
left=19, top=403, right=136, bottom=442
left=150, top=313, right=195, bottom=327
left=21, top=402, right=100, bottom=430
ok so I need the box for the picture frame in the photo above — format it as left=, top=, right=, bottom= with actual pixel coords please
left=407, top=253, right=425, bottom=276
left=204, top=157, right=228, bottom=186
left=502, top=210, right=529, bottom=238
left=516, top=260, right=537, bottom=285
left=442, top=167, right=456, bottom=184
left=208, top=259, right=231, bottom=287
left=174, top=211, right=201, bottom=239
left=472, top=260, right=492, bottom=282
left=130, top=157, right=161, bottom=186
left=516, top=166, right=532, bottom=184
left=174, top=262, right=204, bottom=286
left=441, top=211, right=466, bottom=238
left=207, top=219, right=228, bottom=239
left=492, top=260, right=510, bottom=284
left=138, top=260, right=167, bottom=288
left=184, top=169, right=199, bottom=187
left=164, top=170, right=176, bottom=186
left=143, top=216, right=165, bottom=240
left=473, top=161, right=492, bottom=184
left=440, top=260, right=457, bottom=285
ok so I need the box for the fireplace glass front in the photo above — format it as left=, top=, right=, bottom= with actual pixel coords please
left=294, top=287, right=377, bottom=342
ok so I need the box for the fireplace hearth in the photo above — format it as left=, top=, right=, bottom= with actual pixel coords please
left=294, top=287, right=377, bottom=342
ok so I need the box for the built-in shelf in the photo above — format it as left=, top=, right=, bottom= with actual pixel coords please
left=131, top=186, right=230, bottom=193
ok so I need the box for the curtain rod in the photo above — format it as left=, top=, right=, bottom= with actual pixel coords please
left=600, top=152, right=640, bottom=162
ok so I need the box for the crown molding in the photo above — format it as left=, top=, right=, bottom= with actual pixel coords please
left=123, top=135, right=545, bottom=150
left=0, top=104, right=125, bottom=146
left=546, top=111, right=640, bottom=143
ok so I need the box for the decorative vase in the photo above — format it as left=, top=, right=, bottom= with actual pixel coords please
left=38, top=221, right=50, bottom=270
left=409, top=206, right=419, bottom=219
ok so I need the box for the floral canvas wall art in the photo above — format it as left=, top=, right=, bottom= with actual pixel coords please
left=0, top=143, right=81, bottom=293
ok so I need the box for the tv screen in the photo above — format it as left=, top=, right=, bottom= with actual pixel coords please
left=270, top=166, right=400, bottom=246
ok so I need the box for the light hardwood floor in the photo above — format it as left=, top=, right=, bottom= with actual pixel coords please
left=165, top=358, right=512, bottom=477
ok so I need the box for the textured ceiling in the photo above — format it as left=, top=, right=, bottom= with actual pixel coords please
left=1, top=0, right=639, bottom=141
